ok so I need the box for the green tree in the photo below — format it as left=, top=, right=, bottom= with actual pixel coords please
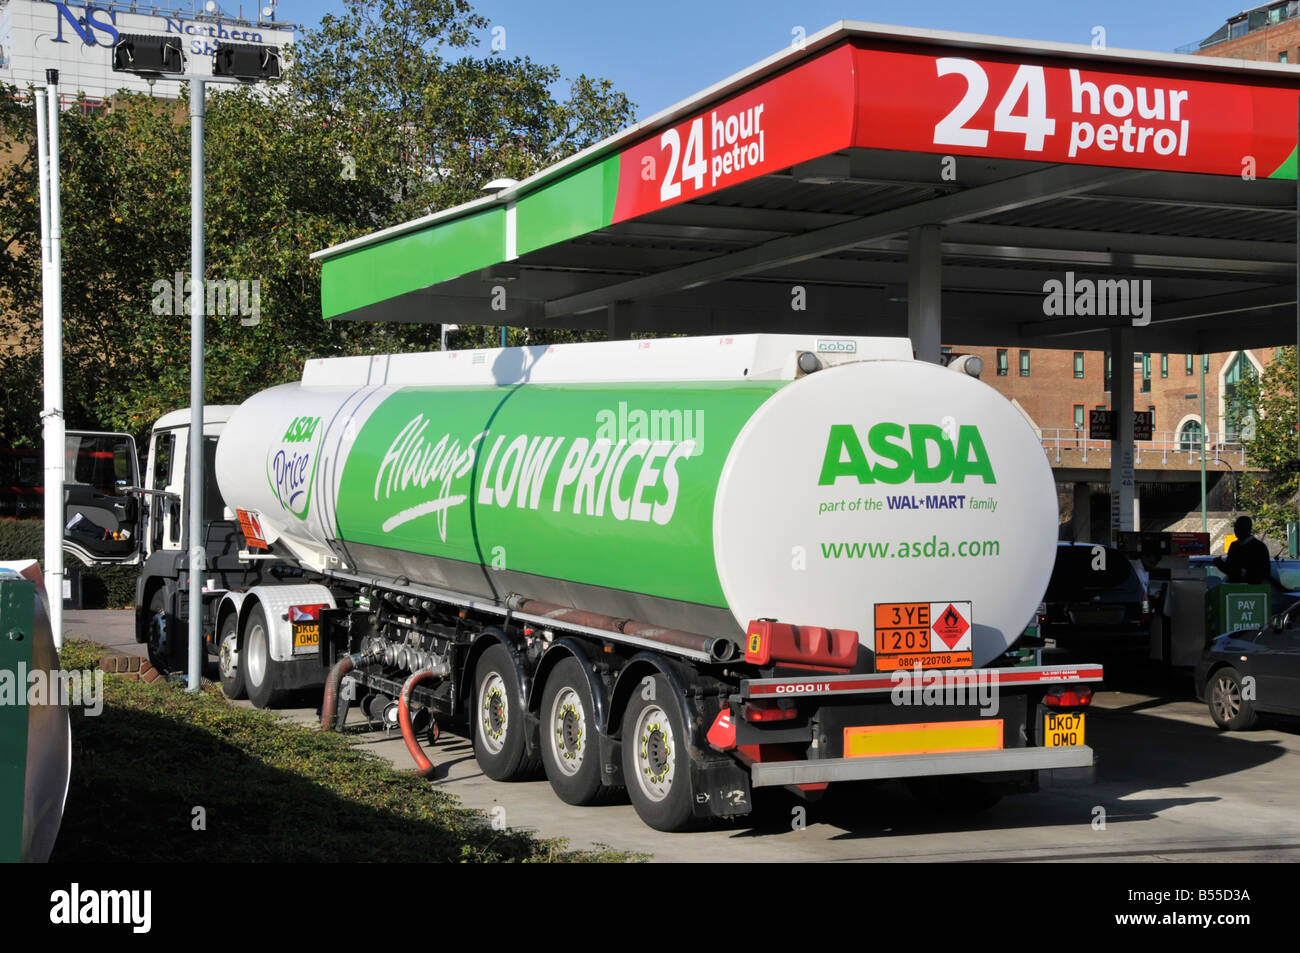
left=1235, top=346, right=1298, bottom=543
left=0, top=0, right=635, bottom=447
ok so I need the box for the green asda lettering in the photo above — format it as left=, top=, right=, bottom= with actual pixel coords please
left=817, top=423, right=996, bottom=486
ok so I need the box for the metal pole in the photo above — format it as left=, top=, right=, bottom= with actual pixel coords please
left=187, top=79, right=205, bottom=692
left=36, top=79, right=64, bottom=647
left=1201, top=352, right=1208, bottom=534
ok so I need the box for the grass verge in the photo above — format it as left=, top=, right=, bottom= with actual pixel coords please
left=53, top=639, right=634, bottom=863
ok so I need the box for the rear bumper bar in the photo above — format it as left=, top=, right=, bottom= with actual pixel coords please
left=748, top=745, right=1094, bottom=787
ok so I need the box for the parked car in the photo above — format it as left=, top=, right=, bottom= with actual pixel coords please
left=1195, top=613, right=1300, bottom=729
left=1190, top=556, right=1300, bottom=619
left=1040, top=542, right=1149, bottom=640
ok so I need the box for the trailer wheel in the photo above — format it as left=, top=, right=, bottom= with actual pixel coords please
left=473, top=644, right=538, bottom=781
left=243, top=604, right=282, bottom=709
left=622, top=674, right=695, bottom=832
left=540, top=658, right=611, bottom=805
left=217, top=612, right=246, bottom=700
left=1208, top=666, right=1258, bottom=731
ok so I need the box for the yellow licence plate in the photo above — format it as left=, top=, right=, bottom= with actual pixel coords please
left=293, top=622, right=320, bottom=651
left=1043, top=711, right=1085, bottom=747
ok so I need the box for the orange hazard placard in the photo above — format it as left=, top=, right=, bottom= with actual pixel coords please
left=237, top=508, right=269, bottom=550
left=873, top=601, right=973, bottom=671
left=874, top=602, right=930, bottom=656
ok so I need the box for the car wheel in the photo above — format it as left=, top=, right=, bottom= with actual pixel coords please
left=1207, top=666, right=1258, bottom=731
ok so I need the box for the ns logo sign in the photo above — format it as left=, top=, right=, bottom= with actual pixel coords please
left=46, top=2, right=121, bottom=48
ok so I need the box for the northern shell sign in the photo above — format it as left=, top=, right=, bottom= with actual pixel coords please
left=0, top=0, right=295, bottom=100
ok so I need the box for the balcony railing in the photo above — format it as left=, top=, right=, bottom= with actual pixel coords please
left=1038, top=428, right=1249, bottom=468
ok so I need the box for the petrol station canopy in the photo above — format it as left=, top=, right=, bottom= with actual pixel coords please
left=312, top=20, right=1300, bottom=357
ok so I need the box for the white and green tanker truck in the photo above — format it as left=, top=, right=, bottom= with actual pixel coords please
left=68, top=333, right=1100, bottom=831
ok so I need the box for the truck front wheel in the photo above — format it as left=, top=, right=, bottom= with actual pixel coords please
left=540, top=658, right=611, bottom=805
left=243, top=605, right=283, bottom=709
left=622, top=674, right=695, bottom=832
left=472, top=644, right=539, bottom=781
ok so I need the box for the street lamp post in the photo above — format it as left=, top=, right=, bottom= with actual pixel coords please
left=113, top=34, right=281, bottom=690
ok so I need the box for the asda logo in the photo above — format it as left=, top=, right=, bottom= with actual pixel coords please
left=818, top=423, right=996, bottom=485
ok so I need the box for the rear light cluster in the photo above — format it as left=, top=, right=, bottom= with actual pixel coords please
left=1045, top=686, right=1093, bottom=708
left=742, top=700, right=799, bottom=723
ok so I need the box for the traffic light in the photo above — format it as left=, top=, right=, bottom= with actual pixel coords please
left=213, top=42, right=282, bottom=81
left=112, top=34, right=185, bottom=75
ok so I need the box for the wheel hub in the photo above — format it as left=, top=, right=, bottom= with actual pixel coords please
left=478, top=671, right=508, bottom=755
left=550, top=688, right=586, bottom=775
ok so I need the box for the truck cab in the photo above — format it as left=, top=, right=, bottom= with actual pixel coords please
left=68, top=408, right=249, bottom=671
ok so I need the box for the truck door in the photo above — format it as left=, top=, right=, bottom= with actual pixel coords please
left=62, top=431, right=142, bottom=566
left=144, top=428, right=185, bottom=557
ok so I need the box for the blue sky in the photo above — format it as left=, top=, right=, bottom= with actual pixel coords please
left=273, top=0, right=1246, bottom=119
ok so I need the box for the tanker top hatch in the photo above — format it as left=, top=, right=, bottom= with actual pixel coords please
left=299, top=333, right=913, bottom=389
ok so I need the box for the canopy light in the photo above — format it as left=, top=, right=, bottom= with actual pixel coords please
left=213, top=42, right=282, bottom=81
left=112, top=34, right=185, bottom=75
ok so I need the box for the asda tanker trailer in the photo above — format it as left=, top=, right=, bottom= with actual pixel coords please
left=72, top=333, right=1102, bottom=831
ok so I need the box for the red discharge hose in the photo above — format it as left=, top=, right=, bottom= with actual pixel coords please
left=399, top=669, right=438, bottom=778
left=320, top=653, right=357, bottom=731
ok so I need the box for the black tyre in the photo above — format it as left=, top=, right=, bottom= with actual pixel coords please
left=145, top=587, right=182, bottom=676
left=217, top=611, right=247, bottom=700
left=472, top=644, right=539, bottom=781
left=1207, top=666, right=1258, bottom=731
left=540, top=657, right=612, bottom=805
left=621, top=674, right=695, bottom=832
left=243, top=604, right=282, bottom=709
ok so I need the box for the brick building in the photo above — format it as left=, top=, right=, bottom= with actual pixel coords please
left=1185, top=1, right=1300, bottom=63
left=941, top=344, right=1271, bottom=449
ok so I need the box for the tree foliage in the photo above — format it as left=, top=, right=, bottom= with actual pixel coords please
left=0, top=0, right=635, bottom=447
left=1236, top=345, right=1299, bottom=543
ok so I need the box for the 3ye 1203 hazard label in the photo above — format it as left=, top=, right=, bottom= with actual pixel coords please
left=873, top=601, right=974, bottom=671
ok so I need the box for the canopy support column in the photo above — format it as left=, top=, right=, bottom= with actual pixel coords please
left=1110, top=326, right=1136, bottom=538
left=907, top=225, right=942, bottom=363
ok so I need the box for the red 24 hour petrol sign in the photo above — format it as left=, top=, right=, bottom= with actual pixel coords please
left=852, top=44, right=1299, bottom=178
left=609, top=39, right=1300, bottom=222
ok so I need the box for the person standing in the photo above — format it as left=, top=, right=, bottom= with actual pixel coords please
left=1213, top=515, right=1270, bottom=585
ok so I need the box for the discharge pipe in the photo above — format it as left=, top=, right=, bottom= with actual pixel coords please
left=320, top=650, right=379, bottom=731
left=399, top=669, right=443, bottom=778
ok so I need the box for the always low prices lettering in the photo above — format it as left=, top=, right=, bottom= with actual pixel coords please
left=374, top=415, right=696, bottom=538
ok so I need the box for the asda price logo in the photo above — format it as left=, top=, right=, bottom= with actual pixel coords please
left=268, top=415, right=322, bottom=519
left=818, top=423, right=995, bottom=485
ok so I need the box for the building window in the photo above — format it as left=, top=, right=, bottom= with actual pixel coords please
left=1019, top=350, right=1030, bottom=377
left=996, top=349, right=1008, bottom=376
left=1104, top=351, right=1112, bottom=391
left=1224, top=352, right=1258, bottom=441
left=1148, top=405, right=1156, bottom=428
left=1073, top=405, right=1085, bottom=429
left=1141, top=353, right=1151, bottom=393
left=1185, top=354, right=1194, bottom=375
left=1160, top=354, right=1168, bottom=378
left=1281, top=50, right=1290, bottom=63
left=1073, top=352, right=1084, bottom=378
left=1179, top=419, right=1203, bottom=450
